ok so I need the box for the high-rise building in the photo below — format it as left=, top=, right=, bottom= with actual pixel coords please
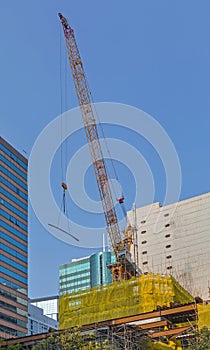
left=0, top=137, right=28, bottom=338
left=59, top=252, right=115, bottom=296
left=127, top=192, right=210, bottom=301
left=90, top=251, right=115, bottom=288
left=28, top=304, right=58, bottom=335
left=60, top=256, right=91, bottom=296
left=30, top=296, right=59, bottom=321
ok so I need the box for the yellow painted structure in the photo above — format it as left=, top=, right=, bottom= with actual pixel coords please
left=148, top=340, right=182, bottom=349
left=59, top=274, right=194, bottom=329
left=197, top=303, right=210, bottom=329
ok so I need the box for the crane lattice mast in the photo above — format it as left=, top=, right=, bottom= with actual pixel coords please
left=59, top=13, right=137, bottom=280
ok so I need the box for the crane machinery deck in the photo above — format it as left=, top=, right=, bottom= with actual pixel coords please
left=59, top=13, right=139, bottom=281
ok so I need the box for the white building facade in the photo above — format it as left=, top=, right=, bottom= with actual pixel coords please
left=127, top=192, right=210, bottom=301
left=30, top=296, right=59, bottom=321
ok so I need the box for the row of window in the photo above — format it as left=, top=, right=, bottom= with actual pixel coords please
left=1, top=209, right=27, bottom=232
left=140, top=213, right=170, bottom=225
left=142, top=250, right=172, bottom=260
left=0, top=175, right=27, bottom=200
left=0, top=154, right=27, bottom=181
left=0, top=165, right=27, bottom=190
left=0, top=186, right=28, bottom=211
left=0, top=312, right=27, bottom=329
left=0, top=243, right=27, bottom=263
left=140, top=223, right=170, bottom=236
left=0, top=266, right=27, bottom=285
left=0, top=231, right=27, bottom=252
left=0, top=197, right=27, bottom=221
left=59, top=268, right=90, bottom=278
left=0, top=221, right=27, bottom=248
left=0, top=287, right=27, bottom=303
left=0, top=198, right=28, bottom=222
left=0, top=324, right=26, bottom=337
left=0, top=279, right=27, bottom=296
left=0, top=254, right=27, bottom=273
left=60, top=284, right=89, bottom=295
left=141, top=241, right=172, bottom=248
left=60, top=280, right=90, bottom=291
left=60, top=278, right=90, bottom=289
left=142, top=263, right=173, bottom=269
left=0, top=144, right=27, bottom=171
left=0, top=300, right=27, bottom=317
left=141, top=236, right=171, bottom=245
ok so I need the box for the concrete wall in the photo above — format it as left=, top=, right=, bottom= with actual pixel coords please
left=127, top=192, right=210, bottom=300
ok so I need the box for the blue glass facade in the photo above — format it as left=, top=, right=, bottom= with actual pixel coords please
left=0, top=137, right=28, bottom=338
left=59, top=252, right=115, bottom=296
left=90, top=251, right=115, bottom=288
left=60, top=257, right=91, bottom=295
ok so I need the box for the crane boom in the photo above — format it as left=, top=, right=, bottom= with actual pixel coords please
left=59, top=13, right=138, bottom=280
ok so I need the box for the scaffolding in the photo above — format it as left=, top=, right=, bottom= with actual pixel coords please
left=0, top=303, right=198, bottom=349
left=59, top=274, right=194, bottom=329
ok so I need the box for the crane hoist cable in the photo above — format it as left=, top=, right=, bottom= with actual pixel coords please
left=59, top=24, right=69, bottom=214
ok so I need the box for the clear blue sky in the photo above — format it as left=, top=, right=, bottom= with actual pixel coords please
left=1, top=1, right=210, bottom=297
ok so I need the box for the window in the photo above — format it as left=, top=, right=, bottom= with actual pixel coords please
left=141, top=220, right=146, bottom=224
left=142, top=251, right=147, bottom=255
left=165, top=224, right=170, bottom=228
left=166, top=255, right=172, bottom=259
left=142, top=261, right=148, bottom=265
left=164, top=213, right=169, bottom=217
left=141, top=241, right=147, bottom=244
left=9, top=216, right=17, bottom=225
left=165, top=234, right=170, bottom=238
left=166, top=245, right=171, bottom=249
left=141, top=230, right=146, bottom=234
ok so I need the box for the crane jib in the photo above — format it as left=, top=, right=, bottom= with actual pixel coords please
left=59, top=13, right=138, bottom=280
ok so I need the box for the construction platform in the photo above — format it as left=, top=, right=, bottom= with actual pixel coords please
left=0, top=303, right=198, bottom=349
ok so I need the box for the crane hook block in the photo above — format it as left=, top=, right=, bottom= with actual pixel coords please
left=117, top=196, right=124, bottom=204
left=61, top=182, right=68, bottom=191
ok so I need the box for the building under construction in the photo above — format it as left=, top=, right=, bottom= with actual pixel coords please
left=1, top=293, right=210, bottom=349
left=1, top=13, right=206, bottom=349
left=58, top=13, right=210, bottom=349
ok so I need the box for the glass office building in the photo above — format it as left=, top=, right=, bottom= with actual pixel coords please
left=59, top=252, right=115, bottom=296
left=90, top=252, right=115, bottom=287
left=60, top=256, right=91, bottom=295
left=0, top=137, right=28, bottom=338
